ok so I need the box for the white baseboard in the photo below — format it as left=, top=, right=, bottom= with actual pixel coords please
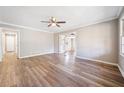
left=117, top=65, right=124, bottom=78
left=19, top=52, right=54, bottom=58
left=76, top=56, right=117, bottom=66
left=54, top=52, right=59, bottom=54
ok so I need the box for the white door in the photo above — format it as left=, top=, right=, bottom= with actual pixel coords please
left=6, top=35, right=15, bottom=52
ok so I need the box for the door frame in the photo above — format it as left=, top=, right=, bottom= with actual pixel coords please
left=0, top=27, right=21, bottom=59
left=59, top=32, right=77, bottom=56
left=59, top=35, right=66, bottom=53
left=5, top=33, right=16, bottom=52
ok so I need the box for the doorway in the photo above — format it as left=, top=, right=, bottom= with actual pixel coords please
left=59, top=32, right=76, bottom=56
left=5, top=33, right=17, bottom=53
left=1, top=28, right=20, bottom=60
left=3, top=32, right=17, bottom=59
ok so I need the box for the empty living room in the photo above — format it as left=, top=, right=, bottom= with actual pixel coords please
left=0, top=4, right=124, bottom=90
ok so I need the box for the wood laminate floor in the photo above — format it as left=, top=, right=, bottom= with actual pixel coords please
left=0, top=53, right=124, bottom=87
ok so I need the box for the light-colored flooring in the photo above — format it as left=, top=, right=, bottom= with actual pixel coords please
left=0, top=53, right=124, bottom=87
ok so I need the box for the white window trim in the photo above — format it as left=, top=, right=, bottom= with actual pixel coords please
left=120, top=18, right=124, bottom=57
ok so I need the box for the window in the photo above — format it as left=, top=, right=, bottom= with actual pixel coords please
left=120, top=19, right=124, bottom=55
left=121, top=37, right=124, bottom=54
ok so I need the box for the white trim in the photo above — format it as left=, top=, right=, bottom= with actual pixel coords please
left=0, top=30, right=2, bottom=62
left=76, top=56, right=117, bottom=66
left=19, top=52, right=54, bottom=59
left=117, top=64, right=124, bottom=78
left=55, top=16, right=118, bottom=33
left=54, top=52, right=59, bottom=54
left=17, top=31, right=21, bottom=58
left=0, top=27, right=20, bottom=32
left=0, top=16, right=118, bottom=34
left=0, top=21, right=53, bottom=33
left=119, top=18, right=124, bottom=56
left=1, top=27, right=21, bottom=59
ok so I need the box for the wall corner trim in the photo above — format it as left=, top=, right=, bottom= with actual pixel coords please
left=117, top=64, right=124, bottom=78
left=76, top=56, right=117, bottom=66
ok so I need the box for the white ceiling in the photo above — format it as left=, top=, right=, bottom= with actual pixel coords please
left=0, top=6, right=122, bottom=32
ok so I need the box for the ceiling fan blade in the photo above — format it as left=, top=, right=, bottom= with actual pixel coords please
left=56, top=24, right=60, bottom=27
left=48, top=24, right=52, bottom=27
left=56, top=21, right=66, bottom=23
left=40, top=21, right=50, bottom=23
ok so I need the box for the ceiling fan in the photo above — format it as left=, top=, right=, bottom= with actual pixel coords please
left=41, top=17, right=66, bottom=27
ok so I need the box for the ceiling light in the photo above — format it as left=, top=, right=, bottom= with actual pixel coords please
left=51, top=23, right=56, bottom=26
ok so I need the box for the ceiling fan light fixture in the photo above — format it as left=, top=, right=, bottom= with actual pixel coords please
left=51, top=23, right=56, bottom=26
left=41, top=17, right=66, bottom=27
left=52, top=17, right=56, bottom=21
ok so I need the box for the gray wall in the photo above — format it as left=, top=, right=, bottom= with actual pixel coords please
left=20, top=29, right=54, bottom=57
left=54, top=33, right=59, bottom=53
left=76, top=19, right=118, bottom=64
left=119, top=8, right=124, bottom=71
left=57, top=19, right=118, bottom=64
left=0, top=24, right=54, bottom=58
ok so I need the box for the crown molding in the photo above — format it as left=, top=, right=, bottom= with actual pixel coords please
left=55, top=16, right=118, bottom=33
left=0, top=12, right=120, bottom=34
left=0, top=27, right=20, bottom=32
left=0, top=21, right=53, bottom=33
